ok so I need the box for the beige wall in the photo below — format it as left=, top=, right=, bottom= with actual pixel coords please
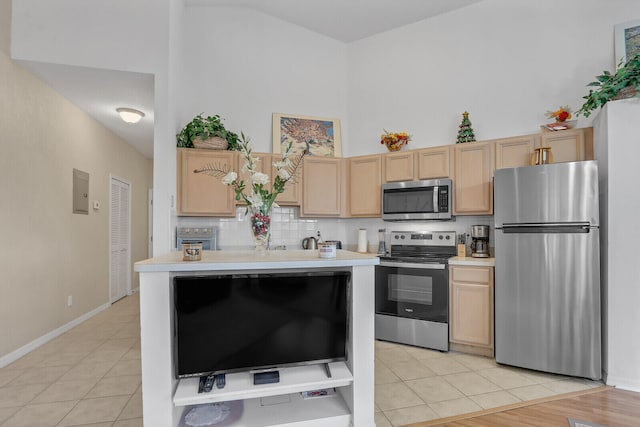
left=0, top=0, right=153, bottom=358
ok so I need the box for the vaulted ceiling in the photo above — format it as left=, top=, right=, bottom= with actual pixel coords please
left=19, top=0, right=483, bottom=159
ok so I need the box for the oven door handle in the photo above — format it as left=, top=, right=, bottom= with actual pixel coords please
left=379, top=261, right=446, bottom=270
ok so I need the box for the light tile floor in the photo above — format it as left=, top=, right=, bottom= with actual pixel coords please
left=0, top=293, right=603, bottom=427
left=0, top=294, right=142, bottom=427
left=374, top=340, right=603, bottom=427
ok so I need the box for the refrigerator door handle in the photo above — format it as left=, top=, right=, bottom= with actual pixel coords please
left=501, top=222, right=592, bottom=234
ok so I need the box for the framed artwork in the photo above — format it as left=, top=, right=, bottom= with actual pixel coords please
left=272, top=113, right=342, bottom=157
left=614, top=19, right=640, bottom=64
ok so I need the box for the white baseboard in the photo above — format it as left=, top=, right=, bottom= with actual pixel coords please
left=0, top=302, right=111, bottom=368
left=605, top=374, right=640, bottom=393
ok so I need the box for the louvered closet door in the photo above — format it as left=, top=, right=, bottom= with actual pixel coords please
left=110, top=177, right=131, bottom=303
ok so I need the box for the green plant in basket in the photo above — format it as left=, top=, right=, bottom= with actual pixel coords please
left=176, top=113, right=240, bottom=150
left=576, top=54, right=640, bottom=118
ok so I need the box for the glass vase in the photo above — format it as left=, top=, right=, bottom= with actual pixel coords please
left=248, top=205, right=271, bottom=252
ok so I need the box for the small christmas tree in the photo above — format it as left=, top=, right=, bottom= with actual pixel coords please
left=456, top=111, right=476, bottom=144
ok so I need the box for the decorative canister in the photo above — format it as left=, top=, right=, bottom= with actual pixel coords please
left=532, top=147, right=553, bottom=165
left=318, top=242, right=337, bottom=258
left=182, top=242, right=203, bottom=261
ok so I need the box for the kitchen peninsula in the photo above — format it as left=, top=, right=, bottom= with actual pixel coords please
left=134, top=249, right=379, bottom=427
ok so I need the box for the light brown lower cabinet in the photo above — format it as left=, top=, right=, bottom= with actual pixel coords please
left=449, top=265, right=494, bottom=357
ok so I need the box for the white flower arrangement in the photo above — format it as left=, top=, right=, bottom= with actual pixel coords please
left=195, top=133, right=306, bottom=214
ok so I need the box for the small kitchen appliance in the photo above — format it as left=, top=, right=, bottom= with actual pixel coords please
left=375, top=230, right=456, bottom=351
left=176, top=227, right=217, bottom=250
left=301, top=236, right=318, bottom=250
left=381, top=179, right=452, bottom=221
left=377, top=228, right=387, bottom=255
left=470, top=225, right=490, bottom=258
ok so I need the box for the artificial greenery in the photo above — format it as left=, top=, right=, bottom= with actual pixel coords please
left=576, top=53, right=640, bottom=117
left=176, top=113, right=240, bottom=150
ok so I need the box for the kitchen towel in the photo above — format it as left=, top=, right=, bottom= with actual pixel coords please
left=357, top=229, right=367, bottom=253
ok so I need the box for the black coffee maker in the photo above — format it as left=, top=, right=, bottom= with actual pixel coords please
left=470, top=225, right=490, bottom=258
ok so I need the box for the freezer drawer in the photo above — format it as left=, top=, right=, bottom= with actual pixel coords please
left=494, top=161, right=599, bottom=227
left=494, top=229, right=601, bottom=379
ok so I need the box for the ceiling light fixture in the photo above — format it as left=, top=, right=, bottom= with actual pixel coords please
left=116, top=107, right=145, bottom=124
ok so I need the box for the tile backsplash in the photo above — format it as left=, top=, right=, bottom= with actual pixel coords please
left=176, top=208, right=494, bottom=252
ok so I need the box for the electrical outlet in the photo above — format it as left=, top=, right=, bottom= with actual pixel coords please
left=67, top=295, right=73, bottom=307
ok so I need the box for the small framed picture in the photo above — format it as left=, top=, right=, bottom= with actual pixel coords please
left=614, top=19, right=640, bottom=65
left=272, top=113, right=342, bottom=157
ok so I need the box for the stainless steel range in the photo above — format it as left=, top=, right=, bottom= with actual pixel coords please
left=375, top=230, right=456, bottom=351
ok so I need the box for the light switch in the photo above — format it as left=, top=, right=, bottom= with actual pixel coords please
left=93, top=200, right=100, bottom=210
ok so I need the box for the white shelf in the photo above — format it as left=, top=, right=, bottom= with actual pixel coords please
left=177, top=392, right=352, bottom=427
left=173, top=362, right=353, bottom=407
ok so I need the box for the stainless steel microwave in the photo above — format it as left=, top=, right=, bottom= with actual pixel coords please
left=382, top=179, right=453, bottom=221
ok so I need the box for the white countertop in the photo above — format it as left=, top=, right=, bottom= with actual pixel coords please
left=134, top=249, right=380, bottom=272
left=448, top=256, right=495, bottom=267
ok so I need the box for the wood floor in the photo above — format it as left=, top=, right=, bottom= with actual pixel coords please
left=403, top=387, right=640, bottom=427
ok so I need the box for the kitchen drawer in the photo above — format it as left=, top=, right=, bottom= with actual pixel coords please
left=451, top=266, right=491, bottom=283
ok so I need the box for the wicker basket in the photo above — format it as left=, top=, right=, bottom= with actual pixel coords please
left=192, top=136, right=228, bottom=150
left=613, top=85, right=638, bottom=101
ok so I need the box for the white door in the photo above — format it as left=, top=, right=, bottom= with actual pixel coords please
left=110, top=176, right=131, bottom=303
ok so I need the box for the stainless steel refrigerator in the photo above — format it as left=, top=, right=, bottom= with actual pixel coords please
left=494, top=160, right=601, bottom=380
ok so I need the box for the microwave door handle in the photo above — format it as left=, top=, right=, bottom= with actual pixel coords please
left=433, top=186, right=439, bottom=213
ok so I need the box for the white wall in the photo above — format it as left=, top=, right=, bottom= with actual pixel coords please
left=594, top=99, right=640, bottom=392
left=177, top=7, right=348, bottom=154
left=346, top=0, right=640, bottom=155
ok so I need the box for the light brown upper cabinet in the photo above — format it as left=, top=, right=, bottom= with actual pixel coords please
left=495, top=135, right=538, bottom=169
left=539, top=127, right=594, bottom=163
left=384, top=151, right=415, bottom=182
left=301, top=157, right=344, bottom=217
left=349, top=154, right=382, bottom=217
left=417, top=146, right=453, bottom=179
left=177, top=148, right=236, bottom=216
left=453, top=141, right=494, bottom=215
left=271, top=154, right=301, bottom=206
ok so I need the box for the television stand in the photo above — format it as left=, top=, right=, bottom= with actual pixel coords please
left=135, top=250, right=378, bottom=427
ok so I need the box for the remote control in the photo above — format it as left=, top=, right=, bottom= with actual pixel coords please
left=216, top=373, right=226, bottom=389
left=203, top=374, right=215, bottom=393
left=198, top=375, right=206, bottom=393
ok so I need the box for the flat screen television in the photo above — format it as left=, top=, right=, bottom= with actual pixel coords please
left=173, top=270, right=350, bottom=379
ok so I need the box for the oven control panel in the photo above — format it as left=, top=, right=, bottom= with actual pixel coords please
left=390, top=231, right=456, bottom=247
